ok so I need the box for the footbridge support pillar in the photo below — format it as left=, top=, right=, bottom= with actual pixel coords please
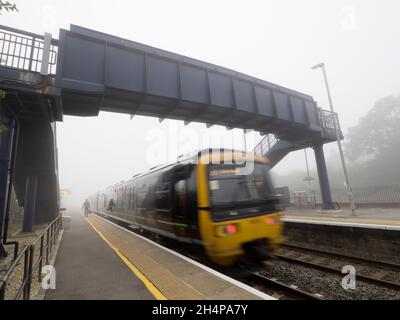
left=313, top=143, right=335, bottom=210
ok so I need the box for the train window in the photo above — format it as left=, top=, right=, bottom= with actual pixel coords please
left=136, top=191, right=146, bottom=212
left=146, top=176, right=157, bottom=209
left=136, top=179, right=147, bottom=211
left=124, top=186, right=129, bottom=211
left=129, top=187, right=135, bottom=210
left=175, top=180, right=186, bottom=219
left=116, top=187, right=122, bottom=209
left=155, top=173, right=171, bottom=213
left=175, top=180, right=185, bottom=193
left=208, top=163, right=275, bottom=208
left=174, top=165, right=191, bottom=181
left=128, top=189, right=131, bottom=210
left=172, top=164, right=197, bottom=221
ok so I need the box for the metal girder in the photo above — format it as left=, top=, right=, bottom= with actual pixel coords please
left=55, top=25, right=330, bottom=138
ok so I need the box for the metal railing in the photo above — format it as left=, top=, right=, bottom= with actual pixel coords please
left=319, top=108, right=340, bottom=131
left=253, top=109, right=341, bottom=157
left=254, top=134, right=279, bottom=156
left=0, top=25, right=58, bottom=75
left=289, top=185, right=400, bottom=209
left=0, top=214, right=62, bottom=300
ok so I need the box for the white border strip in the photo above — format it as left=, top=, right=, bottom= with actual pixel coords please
left=284, top=218, right=400, bottom=231
left=93, top=214, right=276, bottom=300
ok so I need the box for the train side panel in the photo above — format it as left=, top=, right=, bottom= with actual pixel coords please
left=89, top=163, right=201, bottom=242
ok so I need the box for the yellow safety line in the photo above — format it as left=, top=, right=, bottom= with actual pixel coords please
left=84, top=217, right=168, bottom=300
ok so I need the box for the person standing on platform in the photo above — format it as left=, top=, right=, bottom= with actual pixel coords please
left=82, top=199, right=90, bottom=217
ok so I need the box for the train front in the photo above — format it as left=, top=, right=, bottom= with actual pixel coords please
left=198, top=153, right=284, bottom=266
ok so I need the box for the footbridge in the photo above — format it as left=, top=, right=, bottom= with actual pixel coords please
left=0, top=24, right=341, bottom=258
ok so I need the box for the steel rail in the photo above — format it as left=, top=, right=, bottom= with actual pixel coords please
left=250, top=272, right=322, bottom=300
left=281, top=243, right=400, bottom=273
left=276, top=253, right=400, bottom=291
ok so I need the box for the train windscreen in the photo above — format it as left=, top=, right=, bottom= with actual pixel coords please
left=208, top=163, right=277, bottom=210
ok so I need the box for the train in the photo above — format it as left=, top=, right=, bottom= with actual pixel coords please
left=88, top=149, right=284, bottom=266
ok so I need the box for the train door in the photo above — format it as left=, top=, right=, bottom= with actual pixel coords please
left=103, top=194, right=107, bottom=211
left=123, top=186, right=129, bottom=213
left=128, top=184, right=136, bottom=223
left=154, top=171, right=173, bottom=233
left=136, top=177, right=151, bottom=225
left=173, top=166, right=188, bottom=238
left=174, top=179, right=186, bottom=220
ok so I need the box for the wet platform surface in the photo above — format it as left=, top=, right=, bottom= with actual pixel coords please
left=46, top=212, right=154, bottom=300
left=46, top=212, right=272, bottom=300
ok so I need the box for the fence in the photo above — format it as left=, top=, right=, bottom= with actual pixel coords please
left=289, top=185, right=400, bottom=208
left=0, top=214, right=62, bottom=300
left=0, top=25, right=58, bottom=75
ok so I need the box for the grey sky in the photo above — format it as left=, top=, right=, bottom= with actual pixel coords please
left=3, top=1, right=399, bottom=208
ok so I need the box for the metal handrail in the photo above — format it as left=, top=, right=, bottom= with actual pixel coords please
left=0, top=245, right=29, bottom=300
left=0, top=214, right=62, bottom=300
left=254, top=109, right=340, bottom=156
left=0, top=25, right=58, bottom=75
left=0, top=25, right=59, bottom=45
left=319, top=108, right=339, bottom=131
left=254, top=134, right=279, bottom=156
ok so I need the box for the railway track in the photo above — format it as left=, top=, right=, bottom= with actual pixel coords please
left=249, top=272, right=323, bottom=300
left=278, top=244, right=400, bottom=291
left=282, top=243, right=400, bottom=272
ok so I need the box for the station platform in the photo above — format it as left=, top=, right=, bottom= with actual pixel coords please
left=284, top=207, right=400, bottom=230
left=46, top=212, right=272, bottom=300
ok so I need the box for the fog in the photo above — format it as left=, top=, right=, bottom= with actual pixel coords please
left=3, top=1, right=400, bottom=209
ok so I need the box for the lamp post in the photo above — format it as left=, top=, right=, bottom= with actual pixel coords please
left=312, top=63, right=356, bottom=216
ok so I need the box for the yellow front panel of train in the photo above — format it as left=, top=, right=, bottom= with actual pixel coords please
left=196, top=163, right=284, bottom=266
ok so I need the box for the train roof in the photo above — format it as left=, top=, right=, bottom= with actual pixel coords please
left=104, top=149, right=270, bottom=190
left=193, top=148, right=270, bottom=165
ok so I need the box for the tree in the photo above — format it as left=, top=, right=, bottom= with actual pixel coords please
left=343, top=95, right=400, bottom=186
left=0, top=1, right=18, bottom=13
left=345, top=95, right=400, bottom=162
left=272, top=95, right=400, bottom=191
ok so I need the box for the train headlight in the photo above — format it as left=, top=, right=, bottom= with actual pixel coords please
left=265, top=217, right=276, bottom=225
left=226, top=224, right=237, bottom=234
left=215, top=224, right=238, bottom=237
